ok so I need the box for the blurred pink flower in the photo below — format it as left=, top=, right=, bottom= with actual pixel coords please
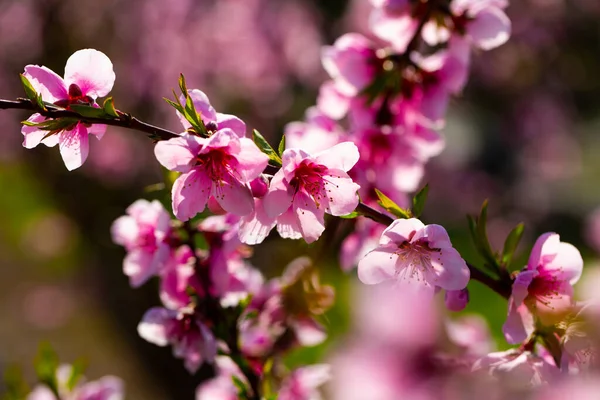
left=503, top=232, right=583, bottom=344
left=22, top=49, right=115, bottom=170
left=111, top=199, right=172, bottom=287
left=284, top=107, right=343, bottom=154
left=195, top=356, right=248, bottom=400
left=278, top=364, right=331, bottom=400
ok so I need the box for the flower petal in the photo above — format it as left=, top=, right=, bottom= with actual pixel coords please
left=467, top=7, right=511, bottom=51
left=263, top=169, right=294, bottom=218
left=23, top=65, right=67, bottom=103
left=172, top=168, right=212, bottom=221
left=322, top=171, right=360, bottom=216
left=21, top=114, right=59, bottom=149
left=87, top=123, right=107, bottom=139
left=123, top=249, right=155, bottom=287
left=236, top=138, right=269, bottom=182
left=380, top=218, right=425, bottom=246
left=429, top=247, right=470, bottom=291
left=212, top=175, right=255, bottom=216
left=276, top=207, right=303, bottom=240
left=357, top=246, right=398, bottom=284
left=503, top=301, right=534, bottom=345
left=314, top=142, right=360, bottom=172
left=294, top=191, right=326, bottom=243
left=154, top=135, right=199, bottom=172
left=238, top=198, right=277, bottom=245
left=64, top=49, right=116, bottom=98
left=59, top=123, right=89, bottom=171
left=137, top=307, right=174, bottom=346
left=177, top=89, right=218, bottom=130
left=216, top=113, right=246, bottom=137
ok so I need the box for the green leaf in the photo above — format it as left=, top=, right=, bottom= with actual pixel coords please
left=278, top=135, right=286, bottom=156
left=252, top=129, right=282, bottom=167
left=66, top=359, right=87, bottom=391
left=501, top=222, right=524, bottom=267
left=34, top=343, right=59, bottom=395
left=339, top=211, right=359, bottom=219
left=102, top=97, right=119, bottom=117
left=69, top=104, right=108, bottom=118
left=231, top=375, right=248, bottom=397
left=374, top=189, right=411, bottom=219
left=411, top=184, right=429, bottom=218
left=177, top=74, right=208, bottom=136
left=20, top=74, right=38, bottom=102
left=3, top=365, right=29, bottom=400
left=163, top=97, right=184, bottom=114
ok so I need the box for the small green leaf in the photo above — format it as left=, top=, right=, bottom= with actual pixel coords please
left=66, top=359, right=87, bottom=391
left=252, top=129, right=282, bottom=167
left=102, top=97, right=119, bottom=117
left=501, top=222, right=525, bottom=267
left=69, top=104, right=108, bottom=118
left=411, top=184, right=429, bottom=218
left=476, top=200, right=499, bottom=267
left=278, top=135, right=286, bottom=156
left=231, top=375, right=248, bottom=397
left=20, top=74, right=38, bottom=103
left=178, top=73, right=189, bottom=95
left=177, top=74, right=208, bottom=136
left=339, top=211, right=359, bottom=219
left=163, top=97, right=184, bottom=114
left=34, top=343, right=59, bottom=395
left=374, top=189, right=411, bottom=219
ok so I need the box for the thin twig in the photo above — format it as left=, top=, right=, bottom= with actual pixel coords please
left=0, top=98, right=179, bottom=141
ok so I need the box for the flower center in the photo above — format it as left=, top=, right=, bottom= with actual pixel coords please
left=290, top=160, right=339, bottom=209
left=196, top=148, right=237, bottom=182
left=393, top=237, right=441, bottom=283
left=53, top=84, right=94, bottom=109
left=527, top=267, right=563, bottom=308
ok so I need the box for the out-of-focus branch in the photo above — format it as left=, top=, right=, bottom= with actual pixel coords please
left=0, top=98, right=179, bottom=141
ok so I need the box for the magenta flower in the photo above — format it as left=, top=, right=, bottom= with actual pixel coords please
left=368, top=0, right=419, bottom=53
left=137, top=306, right=216, bottom=373
left=357, top=218, right=470, bottom=293
left=195, top=356, right=248, bottom=400
left=26, top=367, right=124, bottom=400
left=450, top=0, right=511, bottom=51
left=111, top=199, right=172, bottom=288
left=21, top=49, right=116, bottom=170
left=262, top=142, right=361, bottom=243
left=503, top=233, right=583, bottom=344
left=321, top=33, right=377, bottom=96
left=159, top=245, right=199, bottom=310
left=278, top=364, right=331, bottom=400
left=154, top=128, right=269, bottom=220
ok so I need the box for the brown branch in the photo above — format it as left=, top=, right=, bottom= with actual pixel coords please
left=0, top=98, right=179, bottom=141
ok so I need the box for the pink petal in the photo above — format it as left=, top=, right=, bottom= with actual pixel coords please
left=212, top=175, right=255, bottom=216
left=21, top=114, right=59, bottom=149
left=217, top=113, right=246, bottom=137
left=58, top=123, right=89, bottom=171
left=64, top=49, right=116, bottom=98
left=291, top=318, right=327, bottom=347
left=276, top=207, right=303, bottom=240
left=512, top=270, right=536, bottom=305
left=467, top=7, right=511, bottom=51
left=429, top=247, right=470, bottom=290
left=263, top=170, right=294, bottom=218
left=357, top=246, right=398, bottom=284
left=503, top=301, right=534, bottom=345
left=177, top=89, right=218, bottom=130
left=294, top=191, right=326, bottom=243
left=137, top=307, right=173, bottom=346
left=323, top=171, right=360, bottom=216
left=527, top=232, right=556, bottom=270
left=314, top=142, right=360, bottom=172
left=154, top=135, right=199, bottom=172
left=238, top=198, right=277, bottom=245
left=236, top=138, right=269, bottom=182
left=23, top=65, right=67, bottom=103
left=445, top=288, right=469, bottom=311
left=317, top=80, right=350, bottom=120
left=172, top=168, right=212, bottom=221
left=380, top=218, right=425, bottom=246
left=123, top=249, right=156, bottom=287
left=110, top=215, right=139, bottom=248
left=87, top=123, right=107, bottom=139
left=421, top=224, right=453, bottom=249
left=369, top=9, right=418, bottom=53
left=545, top=242, right=583, bottom=285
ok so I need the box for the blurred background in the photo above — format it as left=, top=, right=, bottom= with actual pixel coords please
left=1, top=0, right=600, bottom=398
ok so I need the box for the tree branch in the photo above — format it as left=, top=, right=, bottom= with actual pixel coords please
left=0, top=98, right=179, bottom=141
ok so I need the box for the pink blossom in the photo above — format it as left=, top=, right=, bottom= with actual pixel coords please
left=111, top=199, right=172, bottom=287
left=154, top=128, right=269, bottom=220
left=445, top=288, right=470, bottom=311
left=159, top=245, right=200, bottom=309
left=27, top=370, right=124, bottom=400
left=22, top=49, right=116, bottom=170
left=321, top=33, right=377, bottom=96
left=357, top=218, right=470, bottom=293
left=368, top=0, right=418, bottom=53
left=316, top=80, right=351, bottom=120
left=450, top=0, right=511, bottom=51
left=177, top=89, right=246, bottom=137
left=278, top=364, right=331, bottom=400
left=340, top=218, right=385, bottom=272
left=446, top=315, right=494, bottom=356
left=137, top=306, right=216, bottom=373
left=472, top=349, right=559, bottom=388
left=503, top=233, right=583, bottom=344
left=262, top=142, right=361, bottom=243
left=284, top=107, right=342, bottom=154
left=195, top=356, right=248, bottom=400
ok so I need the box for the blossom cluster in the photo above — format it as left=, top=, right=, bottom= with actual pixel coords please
left=10, top=0, right=600, bottom=399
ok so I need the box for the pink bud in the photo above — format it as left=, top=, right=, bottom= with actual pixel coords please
left=445, top=288, right=469, bottom=311
left=250, top=176, right=269, bottom=198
